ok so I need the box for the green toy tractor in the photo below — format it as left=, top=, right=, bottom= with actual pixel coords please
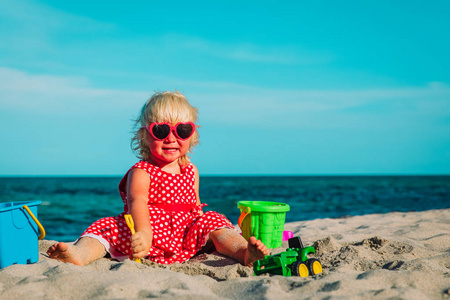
left=253, top=236, right=323, bottom=277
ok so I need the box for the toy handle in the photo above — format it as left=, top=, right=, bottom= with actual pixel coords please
left=237, top=207, right=251, bottom=229
left=124, top=214, right=142, bottom=264
left=23, top=205, right=46, bottom=240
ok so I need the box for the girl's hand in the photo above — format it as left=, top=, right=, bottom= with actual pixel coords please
left=130, top=230, right=153, bottom=259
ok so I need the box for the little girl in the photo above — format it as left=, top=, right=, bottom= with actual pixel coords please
left=47, top=91, right=268, bottom=266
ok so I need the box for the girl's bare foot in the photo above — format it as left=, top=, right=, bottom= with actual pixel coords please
left=47, top=242, right=85, bottom=266
left=209, top=228, right=269, bottom=266
left=244, top=236, right=269, bottom=267
left=47, top=237, right=107, bottom=266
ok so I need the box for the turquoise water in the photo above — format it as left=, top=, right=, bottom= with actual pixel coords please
left=1, top=176, right=449, bottom=242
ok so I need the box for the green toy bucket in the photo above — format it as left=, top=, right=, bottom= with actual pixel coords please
left=237, top=201, right=290, bottom=249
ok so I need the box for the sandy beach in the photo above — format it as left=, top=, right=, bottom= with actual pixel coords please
left=1, top=208, right=449, bottom=299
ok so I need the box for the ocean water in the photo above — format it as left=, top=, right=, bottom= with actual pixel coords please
left=0, top=176, right=449, bottom=242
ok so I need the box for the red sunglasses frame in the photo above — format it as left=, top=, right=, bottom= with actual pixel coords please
left=142, top=122, right=196, bottom=141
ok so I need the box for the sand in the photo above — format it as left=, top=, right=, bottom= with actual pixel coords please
left=1, top=209, right=449, bottom=299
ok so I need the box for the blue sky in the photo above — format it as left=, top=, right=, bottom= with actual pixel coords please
left=1, top=0, right=449, bottom=175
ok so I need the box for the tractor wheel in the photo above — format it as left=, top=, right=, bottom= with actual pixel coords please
left=291, top=261, right=309, bottom=277
left=306, top=258, right=323, bottom=275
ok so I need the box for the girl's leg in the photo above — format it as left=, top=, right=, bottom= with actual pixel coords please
left=209, top=228, right=269, bottom=266
left=47, top=237, right=107, bottom=266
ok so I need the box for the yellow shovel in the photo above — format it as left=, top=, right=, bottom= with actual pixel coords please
left=124, top=214, right=141, bottom=263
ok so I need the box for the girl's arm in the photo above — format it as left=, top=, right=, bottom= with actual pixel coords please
left=192, top=164, right=204, bottom=216
left=192, top=164, right=201, bottom=206
left=126, top=168, right=153, bottom=258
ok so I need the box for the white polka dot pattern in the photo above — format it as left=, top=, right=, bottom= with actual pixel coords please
left=80, top=161, right=234, bottom=264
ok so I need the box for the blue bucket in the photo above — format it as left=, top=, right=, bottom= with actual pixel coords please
left=0, top=201, right=45, bottom=269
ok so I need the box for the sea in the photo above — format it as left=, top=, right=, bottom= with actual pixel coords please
left=1, top=176, right=449, bottom=242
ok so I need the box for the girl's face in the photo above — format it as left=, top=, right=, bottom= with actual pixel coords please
left=147, top=123, right=192, bottom=167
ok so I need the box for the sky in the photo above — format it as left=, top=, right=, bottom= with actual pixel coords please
left=0, top=0, right=449, bottom=176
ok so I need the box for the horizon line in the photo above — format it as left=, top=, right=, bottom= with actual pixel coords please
left=1, top=173, right=449, bottom=178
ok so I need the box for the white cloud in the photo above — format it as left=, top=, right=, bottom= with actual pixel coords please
left=0, top=68, right=148, bottom=113
left=189, top=81, right=450, bottom=129
left=0, top=0, right=115, bottom=56
left=166, top=34, right=333, bottom=65
left=0, top=0, right=115, bottom=33
left=0, top=1, right=330, bottom=67
left=1, top=67, right=449, bottom=131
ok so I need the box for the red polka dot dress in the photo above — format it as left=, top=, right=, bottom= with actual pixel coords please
left=79, top=161, right=234, bottom=264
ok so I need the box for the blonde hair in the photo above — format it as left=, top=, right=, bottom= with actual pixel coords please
left=131, top=91, right=199, bottom=166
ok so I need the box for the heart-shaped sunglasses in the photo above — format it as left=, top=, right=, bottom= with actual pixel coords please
left=142, top=122, right=195, bottom=141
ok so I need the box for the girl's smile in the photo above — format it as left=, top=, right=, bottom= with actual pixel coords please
left=162, top=146, right=180, bottom=154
